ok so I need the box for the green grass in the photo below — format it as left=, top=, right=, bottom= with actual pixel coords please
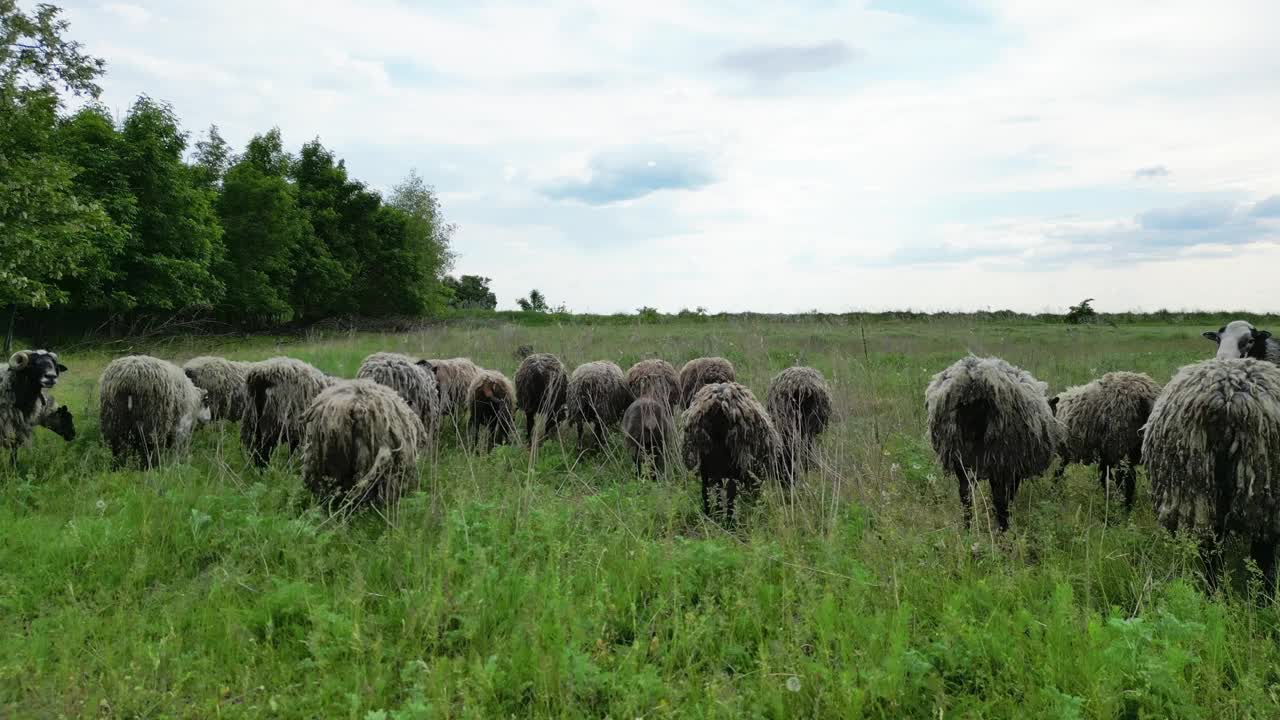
left=4, top=318, right=1279, bottom=718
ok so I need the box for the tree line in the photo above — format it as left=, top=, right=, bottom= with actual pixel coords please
left=2, top=2, right=500, bottom=346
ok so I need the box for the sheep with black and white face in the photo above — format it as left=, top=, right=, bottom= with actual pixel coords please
left=1202, top=320, right=1280, bottom=364
left=1, top=350, right=74, bottom=465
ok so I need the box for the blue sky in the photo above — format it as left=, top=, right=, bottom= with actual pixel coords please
left=62, top=0, right=1280, bottom=312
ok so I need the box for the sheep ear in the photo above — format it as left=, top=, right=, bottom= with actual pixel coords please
left=8, top=351, right=30, bottom=370
left=1257, top=330, right=1273, bottom=341
left=56, top=363, right=68, bottom=373
left=1048, top=396, right=1060, bottom=413
left=1202, top=331, right=1220, bottom=343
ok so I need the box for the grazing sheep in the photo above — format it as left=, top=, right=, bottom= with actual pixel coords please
left=357, top=352, right=440, bottom=445
left=99, top=355, right=212, bottom=469
left=765, top=366, right=834, bottom=479
left=2, top=350, right=71, bottom=465
left=467, top=369, right=517, bottom=451
left=1143, top=358, right=1280, bottom=597
left=182, top=356, right=252, bottom=422
left=1202, top=320, right=1280, bottom=364
left=926, top=355, right=1059, bottom=532
left=515, top=353, right=568, bottom=445
left=679, top=357, right=736, bottom=408
left=300, top=379, right=425, bottom=516
left=567, top=361, right=633, bottom=449
left=241, top=357, right=335, bottom=467
left=626, top=359, right=680, bottom=409
left=422, top=357, right=480, bottom=419
left=682, top=382, right=783, bottom=523
left=1049, top=371, right=1161, bottom=510
left=623, top=396, right=676, bottom=478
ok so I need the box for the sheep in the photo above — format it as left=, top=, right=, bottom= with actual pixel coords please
left=241, top=357, right=335, bottom=467
left=1143, top=358, right=1280, bottom=597
left=765, top=366, right=834, bottom=480
left=682, top=381, right=784, bottom=523
left=626, top=358, right=680, bottom=410
left=182, top=356, right=252, bottom=422
left=679, top=357, right=736, bottom=408
left=420, top=357, right=480, bottom=419
left=567, top=361, right=633, bottom=449
left=357, top=352, right=440, bottom=446
left=1049, top=371, right=1161, bottom=511
left=300, top=379, right=425, bottom=516
left=623, top=396, right=676, bottom=478
left=1, top=350, right=72, bottom=465
left=467, top=369, right=516, bottom=451
left=99, top=354, right=212, bottom=469
left=925, top=355, right=1059, bottom=532
left=515, top=352, right=568, bottom=445
left=1202, top=320, right=1280, bottom=364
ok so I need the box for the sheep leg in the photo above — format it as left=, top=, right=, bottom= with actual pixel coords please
left=653, top=447, right=665, bottom=477
left=1054, top=457, right=1067, bottom=480
left=700, top=471, right=714, bottom=518
left=990, top=477, right=1012, bottom=532
left=1098, top=463, right=1111, bottom=492
left=525, top=412, right=536, bottom=447
left=724, top=477, right=739, bottom=527
left=1249, top=539, right=1277, bottom=600
left=8, top=446, right=15, bottom=469
left=593, top=418, right=605, bottom=449
left=957, top=472, right=974, bottom=529
left=576, top=421, right=584, bottom=451
left=1120, top=463, right=1137, bottom=512
left=1200, top=535, right=1224, bottom=596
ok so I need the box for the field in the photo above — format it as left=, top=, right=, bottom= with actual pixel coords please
left=3, top=317, right=1278, bottom=718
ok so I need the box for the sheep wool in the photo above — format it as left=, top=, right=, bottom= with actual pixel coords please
left=679, top=357, right=736, bottom=408
left=623, top=396, right=676, bottom=478
left=0, top=350, right=66, bottom=454
left=1053, top=371, right=1161, bottom=509
left=301, top=379, right=426, bottom=515
left=567, top=361, right=633, bottom=447
left=626, top=359, right=680, bottom=409
left=514, top=353, right=568, bottom=445
left=357, top=352, right=440, bottom=445
left=99, top=354, right=211, bottom=468
left=926, top=355, right=1059, bottom=531
left=467, top=369, right=517, bottom=451
left=681, top=381, right=783, bottom=522
left=241, top=356, right=335, bottom=467
left=1142, top=358, right=1280, bottom=594
left=426, top=357, right=480, bottom=417
left=765, top=366, right=834, bottom=476
left=183, top=356, right=253, bottom=422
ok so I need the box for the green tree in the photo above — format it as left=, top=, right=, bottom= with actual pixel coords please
left=517, top=289, right=548, bottom=313
left=444, top=275, right=497, bottom=310
left=191, top=124, right=233, bottom=191
left=387, top=169, right=456, bottom=315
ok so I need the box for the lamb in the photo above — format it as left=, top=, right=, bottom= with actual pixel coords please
left=514, top=352, right=568, bottom=445
left=420, top=357, right=480, bottom=418
left=1049, top=371, right=1161, bottom=511
left=681, top=381, right=784, bottom=523
left=357, top=352, right=440, bottom=446
left=99, top=354, right=212, bottom=469
left=1202, top=320, right=1280, bottom=364
left=300, top=379, right=426, bottom=516
left=622, top=396, right=676, bottom=478
left=765, top=366, right=834, bottom=480
left=925, top=355, right=1059, bottom=532
left=467, top=369, right=517, bottom=451
left=626, top=359, right=680, bottom=410
left=679, top=357, right=736, bottom=408
left=182, top=356, right=253, bottom=422
left=567, top=361, right=633, bottom=449
left=1143, top=358, right=1280, bottom=597
left=1, top=350, right=73, bottom=465
left=241, top=357, right=335, bottom=467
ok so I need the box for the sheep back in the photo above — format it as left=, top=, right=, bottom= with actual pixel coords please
left=515, top=353, right=568, bottom=416
left=357, top=352, right=441, bottom=442
left=568, top=361, right=633, bottom=427
left=681, top=381, right=782, bottom=481
left=679, top=357, right=737, bottom=407
left=427, top=357, right=480, bottom=416
left=765, top=366, right=834, bottom=444
left=1056, top=371, right=1160, bottom=467
left=241, top=357, right=334, bottom=459
left=626, top=359, right=680, bottom=409
left=623, top=396, right=676, bottom=459
left=100, top=355, right=208, bottom=453
left=183, top=356, right=252, bottom=422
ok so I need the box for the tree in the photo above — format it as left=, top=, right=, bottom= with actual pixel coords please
left=1066, top=298, right=1098, bottom=325
left=443, top=275, right=496, bottom=310
left=387, top=169, right=456, bottom=316
left=516, top=289, right=548, bottom=313
left=191, top=124, right=233, bottom=191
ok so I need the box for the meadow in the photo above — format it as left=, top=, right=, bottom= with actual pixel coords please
left=3, top=316, right=1278, bottom=718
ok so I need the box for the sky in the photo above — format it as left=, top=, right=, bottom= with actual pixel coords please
left=59, top=0, right=1280, bottom=313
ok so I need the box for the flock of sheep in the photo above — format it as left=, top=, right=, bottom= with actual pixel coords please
left=5, top=318, right=1280, bottom=598
left=0, top=346, right=832, bottom=521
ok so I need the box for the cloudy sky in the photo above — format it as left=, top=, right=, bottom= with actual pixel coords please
left=62, top=0, right=1280, bottom=313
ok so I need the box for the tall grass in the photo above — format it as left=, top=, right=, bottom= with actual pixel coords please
left=2, top=318, right=1276, bottom=718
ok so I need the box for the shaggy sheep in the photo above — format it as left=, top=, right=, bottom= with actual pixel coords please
left=467, top=369, right=517, bottom=451
left=682, top=381, right=784, bottom=523
left=357, top=352, right=440, bottom=445
left=515, top=353, right=568, bottom=445
left=1049, top=371, right=1161, bottom=510
left=300, top=379, right=426, bottom=516
left=99, top=354, right=212, bottom=469
left=421, top=357, right=481, bottom=419
left=1202, top=320, right=1280, bottom=364
left=1143, top=358, right=1280, bottom=596
left=567, top=361, right=633, bottom=449
left=1, top=350, right=71, bottom=465
left=182, top=356, right=252, bottom=422
left=626, top=359, right=680, bottom=410
left=679, top=357, right=736, bottom=408
left=622, top=396, right=676, bottom=478
left=765, top=366, right=834, bottom=479
left=241, top=357, right=335, bottom=467
left=925, top=355, right=1059, bottom=532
